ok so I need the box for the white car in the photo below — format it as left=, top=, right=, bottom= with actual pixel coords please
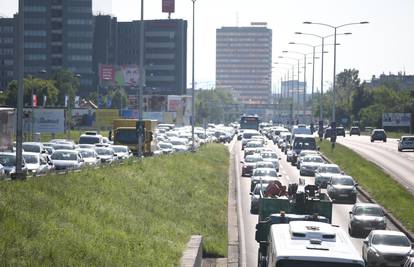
left=77, top=149, right=100, bottom=166
left=260, top=151, right=280, bottom=172
left=112, top=145, right=132, bottom=160
left=23, top=152, right=50, bottom=176
left=51, top=150, right=84, bottom=171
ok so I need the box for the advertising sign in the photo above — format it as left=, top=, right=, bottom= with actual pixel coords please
left=162, top=0, right=175, bottom=13
left=167, top=95, right=182, bottom=112
left=72, top=108, right=95, bottom=128
left=99, top=65, right=139, bottom=87
left=33, top=109, right=65, bottom=133
left=382, top=113, right=411, bottom=127
left=95, top=109, right=120, bottom=130
left=143, top=112, right=164, bottom=122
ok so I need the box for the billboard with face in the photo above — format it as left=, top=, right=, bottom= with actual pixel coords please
left=99, top=64, right=140, bottom=87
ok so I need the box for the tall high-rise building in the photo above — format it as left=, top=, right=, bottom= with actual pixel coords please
left=22, top=0, right=93, bottom=94
left=116, top=19, right=187, bottom=96
left=216, top=23, right=272, bottom=105
left=0, top=16, right=16, bottom=90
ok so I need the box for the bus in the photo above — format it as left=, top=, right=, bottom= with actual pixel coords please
left=266, top=221, right=365, bottom=267
left=240, top=115, right=260, bottom=130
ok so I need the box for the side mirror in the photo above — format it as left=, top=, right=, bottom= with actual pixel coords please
left=96, top=156, right=100, bottom=160
left=363, top=240, right=369, bottom=245
left=113, top=153, right=118, bottom=157
left=317, top=146, right=320, bottom=151
left=240, top=161, right=244, bottom=164
left=354, top=183, right=359, bottom=187
left=278, top=174, right=282, bottom=177
left=249, top=192, right=253, bottom=196
left=79, top=159, right=85, bottom=163
left=349, top=211, right=353, bottom=215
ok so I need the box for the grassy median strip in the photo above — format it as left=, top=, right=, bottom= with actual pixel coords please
left=319, top=140, right=414, bottom=233
left=0, top=144, right=229, bottom=266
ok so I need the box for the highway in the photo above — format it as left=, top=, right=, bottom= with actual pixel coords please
left=230, top=137, right=395, bottom=267
left=337, top=135, right=414, bottom=194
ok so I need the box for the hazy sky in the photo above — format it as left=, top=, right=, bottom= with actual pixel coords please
left=3, top=0, right=414, bottom=93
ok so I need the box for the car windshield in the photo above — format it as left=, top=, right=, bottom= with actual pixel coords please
left=22, top=144, right=41, bottom=153
left=253, top=184, right=269, bottom=194
left=245, top=157, right=261, bottom=163
left=79, top=151, right=95, bottom=158
left=53, top=144, right=73, bottom=150
left=159, top=143, right=173, bottom=149
left=277, top=260, right=363, bottom=267
left=95, top=148, right=113, bottom=155
left=293, top=141, right=316, bottom=150
left=332, top=177, right=354, bottom=186
left=402, top=137, right=414, bottom=142
left=51, top=152, right=77, bottom=161
left=303, top=157, right=323, bottom=163
left=261, top=153, right=277, bottom=159
left=243, top=133, right=259, bottom=139
left=253, top=169, right=277, bottom=177
left=112, top=146, right=128, bottom=153
left=320, top=166, right=341, bottom=174
left=0, top=154, right=16, bottom=166
left=23, top=154, right=39, bottom=164
left=247, top=142, right=261, bottom=148
left=171, top=140, right=186, bottom=146
left=372, top=234, right=410, bottom=247
left=256, top=163, right=273, bottom=168
left=79, top=136, right=101, bottom=144
left=354, top=206, right=383, bottom=216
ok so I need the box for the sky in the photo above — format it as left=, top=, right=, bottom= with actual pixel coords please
left=2, top=0, right=414, bottom=94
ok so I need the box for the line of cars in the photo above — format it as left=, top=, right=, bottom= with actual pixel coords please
left=0, top=137, right=132, bottom=179
left=154, top=124, right=236, bottom=154
left=267, top=123, right=414, bottom=267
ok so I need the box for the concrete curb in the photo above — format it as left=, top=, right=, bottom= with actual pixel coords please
left=180, top=235, right=203, bottom=267
left=320, top=152, right=414, bottom=242
left=227, top=141, right=239, bottom=267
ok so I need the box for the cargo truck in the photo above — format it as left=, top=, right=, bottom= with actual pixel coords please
left=111, top=119, right=157, bottom=156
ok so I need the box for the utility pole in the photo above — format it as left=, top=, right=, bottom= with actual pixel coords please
left=14, top=0, right=25, bottom=180
left=138, top=0, right=145, bottom=157
left=191, top=0, right=196, bottom=151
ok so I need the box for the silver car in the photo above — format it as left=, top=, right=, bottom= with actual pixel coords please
left=315, top=164, right=342, bottom=188
left=250, top=183, right=269, bottom=214
left=398, top=136, right=414, bottom=152
left=299, top=155, right=325, bottom=176
left=363, top=230, right=412, bottom=267
left=348, top=203, right=386, bottom=237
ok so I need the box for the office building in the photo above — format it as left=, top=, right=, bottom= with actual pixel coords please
left=281, top=80, right=306, bottom=106
left=0, top=16, right=16, bottom=90
left=216, top=23, right=272, bottom=105
left=117, top=19, right=187, bottom=96
left=92, top=15, right=117, bottom=90
left=22, top=0, right=93, bottom=94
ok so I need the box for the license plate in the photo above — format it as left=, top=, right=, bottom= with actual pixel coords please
left=339, top=194, right=348, bottom=197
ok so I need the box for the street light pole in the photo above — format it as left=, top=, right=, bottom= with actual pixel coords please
left=191, top=0, right=196, bottom=151
left=303, top=21, right=369, bottom=144
left=138, top=0, right=145, bottom=157
left=15, top=0, right=25, bottom=179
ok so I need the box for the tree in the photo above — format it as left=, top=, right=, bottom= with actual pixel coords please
left=53, top=69, right=80, bottom=107
left=4, top=77, right=58, bottom=107
left=195, top=89, right=240, bottom=124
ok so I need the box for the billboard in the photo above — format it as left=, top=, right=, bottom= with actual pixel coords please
left=72, top=108, right=95, bottom=128
left=99, top=64, right=140, bottom=87
left=382, top=113, right=411, bottom=127
left=33, top=109, right=65, bottom=133
left=162, top=0, right=175, bottom=13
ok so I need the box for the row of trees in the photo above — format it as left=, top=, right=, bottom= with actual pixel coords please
left=312, top=69, right=414, bottom=129
left=195, top=89, right=240, bottom=124
left=0, top=69, right=130, bottom=109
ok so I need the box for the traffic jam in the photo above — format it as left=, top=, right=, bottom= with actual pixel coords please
left=237, top=115, right=413, bottom=267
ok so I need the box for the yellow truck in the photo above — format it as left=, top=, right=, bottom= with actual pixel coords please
left=112, top=119, right=158, bottom=156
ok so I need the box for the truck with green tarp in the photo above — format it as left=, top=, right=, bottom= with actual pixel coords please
left=255, top=183, right=333, bottom=267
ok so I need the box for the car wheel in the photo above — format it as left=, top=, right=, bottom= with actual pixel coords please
left=398, top=148, right=402, bottom=152
left=349, top=226, right=354, bottom=237
left=350, top=195, right=357, bottom=204
left=384, top=139, right=387, bottom=142
left=370, top=139, right=374, bottom=142
left=300, top=170, right=304, bottom=176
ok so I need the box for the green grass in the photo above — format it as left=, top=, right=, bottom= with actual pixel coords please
left=319, top=140, right=414, bottom=233
left=0, top=144, right=229, bottom=266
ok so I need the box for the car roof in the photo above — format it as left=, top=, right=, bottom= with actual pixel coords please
left=353, top=203, right=381, bottom=208
left=331, top=174, right=353, bottom=180
left=22, top=152, right=39, bottom=156
left=319, top=164, right=339, bottom=168
left=254, top=167, right=275, bottom=172
left=371, top=230, right=408, bottom=237
left=53, top=150, right=78, bottom=154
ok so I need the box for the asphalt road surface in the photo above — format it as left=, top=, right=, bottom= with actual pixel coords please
left=337, top=135, right=414, bottom=194
left=230, top=137, right=399, bottom=267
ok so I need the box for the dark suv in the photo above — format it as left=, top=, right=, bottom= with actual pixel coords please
left=349, top=127, right=361, bottom=136
left=371, top=129, right=387, bottom=142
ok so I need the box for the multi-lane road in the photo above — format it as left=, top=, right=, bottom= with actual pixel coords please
left=337, top=135, right=414, bottom=194
left=229, top=136, right=406, bottom=267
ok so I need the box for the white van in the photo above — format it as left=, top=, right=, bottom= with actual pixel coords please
left=266, top=221, right=365, bottom=267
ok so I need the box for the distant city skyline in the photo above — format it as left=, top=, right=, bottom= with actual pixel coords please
left=3, top=0, right=414, bottom=93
